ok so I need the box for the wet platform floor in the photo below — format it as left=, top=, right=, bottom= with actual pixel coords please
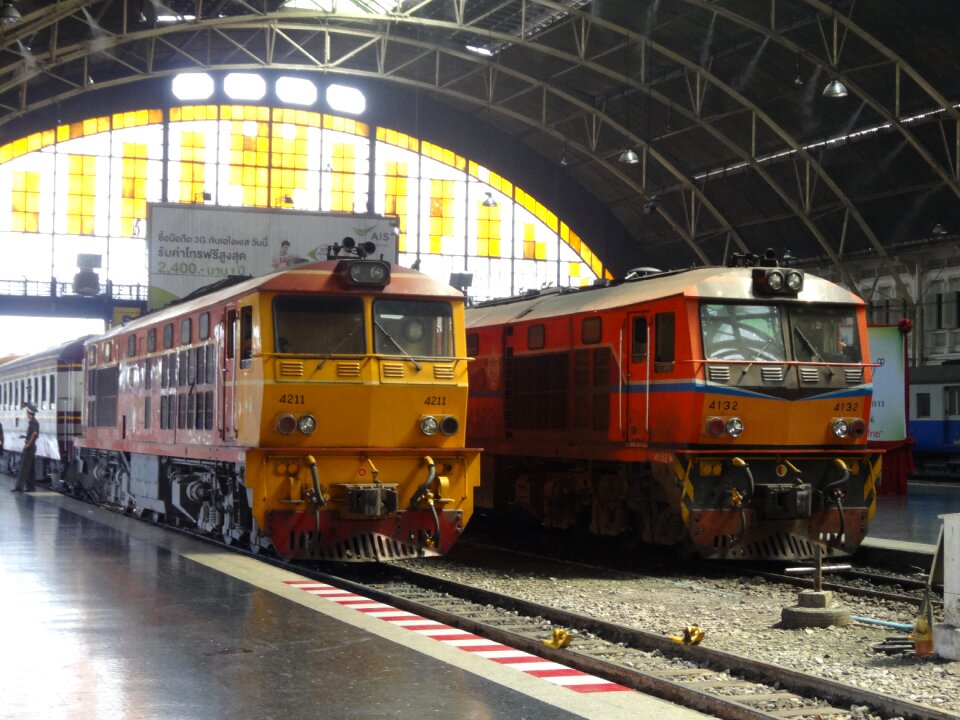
left=0, top=478, right=710, bottom=720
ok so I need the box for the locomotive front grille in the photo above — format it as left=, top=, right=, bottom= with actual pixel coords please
left=799, top=367, right=820, bottom=384
left=337, top=361, right=361, bottom=378
left=844, top=367, right=863, bottom=384
left=382, top=362, right=405, bottom=378
left=760, top=365, right=784, bottom=383
left=278, top=360, right=304, bottom=377
left=433, top=364, right=455, bottom=379
left=707, top=365, right=730, bottom=383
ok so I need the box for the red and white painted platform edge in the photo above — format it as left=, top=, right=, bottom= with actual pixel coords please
left=285, top=579, right=628, bottom=694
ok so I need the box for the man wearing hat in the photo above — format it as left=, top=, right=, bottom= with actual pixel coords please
left=12, top=404, right=39, bottom=493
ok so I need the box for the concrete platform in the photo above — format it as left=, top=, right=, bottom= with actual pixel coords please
left=0, top=475, right=711, bottom=720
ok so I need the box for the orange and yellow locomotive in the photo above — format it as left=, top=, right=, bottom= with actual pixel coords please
left=75, top=258, right=479, bottom=560
left=466, top=253, right=879, bottom=560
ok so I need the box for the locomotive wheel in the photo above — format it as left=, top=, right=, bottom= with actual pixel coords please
left=248, top=518, right=273, bottom=555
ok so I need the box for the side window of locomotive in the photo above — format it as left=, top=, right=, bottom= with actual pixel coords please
left=273, top=296, right=365, bottom=356
left=240, top=306, right=253, bottom=367
left=466, top=332, right=479, bottom=357
left=527, top=324, right=545, bottom=350
left=631, top=317, right=648, bottom=362
left=226, top=310, right=236, bottom=360
left=163, top=323, right=173, bottom=350
left=373, top=300, right=454, bottom=358
left=915, top=392, right=930, bottom=418
left=127, top=334, right=137, bottom=358
left=582, top=317, right=602, bottom=345
left=199, top=312, right=210, bottom=341
left=654, top=312, right=675, bottom=372
left=181, top=318, right=192, bottom=346
left=147, top=328, right=157, bottom=353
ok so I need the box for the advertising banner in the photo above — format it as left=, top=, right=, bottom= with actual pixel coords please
left=867, top=324, right=907, bottom=442
left=147, top=204, right=397, bottom=309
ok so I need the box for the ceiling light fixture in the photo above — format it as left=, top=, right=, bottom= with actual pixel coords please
left=482, top=191, right=498, bottom=208
left=822, top=78, right=848, bottom=98
left=932, top=223, right=948, bottom=236
left=0, top=0, right=21, bottom=23
left=560, top=145, right=569, bottom=166
left=619, top=148, right=640, bottom=165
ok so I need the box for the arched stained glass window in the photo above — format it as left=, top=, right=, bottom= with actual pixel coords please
left=0, top=105, right=611, bottom=300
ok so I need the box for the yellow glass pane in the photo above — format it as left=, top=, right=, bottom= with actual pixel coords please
left=524, top=224, right=535, bottom=241
left=523, top=241, right=535, bottom=260
left=490, top=238, right=501, bottom=257
left=568, top=262, right=581, bottom=277
left=535, top=242, right=546, bottom=260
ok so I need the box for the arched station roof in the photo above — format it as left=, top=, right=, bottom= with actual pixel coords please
left=0, top=0, right=956, bottom=288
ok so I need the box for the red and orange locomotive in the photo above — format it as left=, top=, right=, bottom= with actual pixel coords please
left=466, top=252, right=878, bottom=560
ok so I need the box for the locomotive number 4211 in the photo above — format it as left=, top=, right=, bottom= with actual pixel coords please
left=425, top=396, right=447, bottom=406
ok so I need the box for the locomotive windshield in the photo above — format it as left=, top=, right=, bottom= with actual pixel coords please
left=700, top=304, right=787, bottom=361
left=700, top=303, right=861, bottom=363
left=273, top=296, right=365, bottom=355
left=373, top=300, right=454, bottom=358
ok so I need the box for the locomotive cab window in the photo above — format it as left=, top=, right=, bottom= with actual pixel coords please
left=631, top=316, right=648, bottom=362
left=240, top=306, right=253, bottom=367
left=273, top=296, right=364, bottom=356
left=654, top=312, right=675, bottom=372
left=700, top=304, right=787, bottom=362
left=373, top=300, right=454, bottom=358
left=789, top=306, right=861, bottom=363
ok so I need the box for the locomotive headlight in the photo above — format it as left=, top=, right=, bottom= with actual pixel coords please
left=725, top=417, right=744, bottom=437
left=297, top=414, right=317, bottom=434
left=440, top=416, right=459, bottom=436
left=276, top=414, right=297, bottom=434
left=832, top=418, right=849, bottom=438
left=706, top=417, right=726, bottom=436
left=420, top=415, right=439, bottom=435
left=786, top=270, right=804, bottom=292
left=767, top=270, right=784, bottom=291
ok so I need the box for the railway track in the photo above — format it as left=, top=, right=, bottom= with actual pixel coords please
left=296, top=561, right=952, bottom=720
left=19, top=482, right=953, bottom=720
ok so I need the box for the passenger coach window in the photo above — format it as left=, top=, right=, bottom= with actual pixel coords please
left=373, top=300, right=454, bottom=358
left=654, top=312, right=675, bottom=372
left=915, top=393, right=930, bottom=418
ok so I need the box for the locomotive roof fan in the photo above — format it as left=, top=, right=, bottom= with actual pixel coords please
left=334, top=258, right=391, bottom=288
left=728, top=249, right=804, bottom=297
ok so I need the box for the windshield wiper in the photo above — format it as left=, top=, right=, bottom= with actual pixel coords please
left=374, top=321, right=422, bottom=371
left=316, top=324, right=362, bottom=371
left=794, top=326, right=833, bottom=376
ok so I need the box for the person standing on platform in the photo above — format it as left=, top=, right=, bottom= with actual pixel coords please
left=12, top=405, right=39, bottom=493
